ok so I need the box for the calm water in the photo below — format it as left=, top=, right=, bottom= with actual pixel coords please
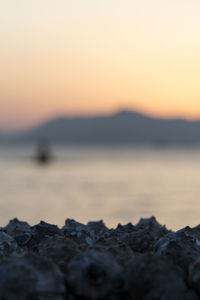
left=0, top=145, right=200, bottom=230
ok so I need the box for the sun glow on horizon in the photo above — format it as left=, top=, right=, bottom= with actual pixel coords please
left=1, top=0, right=200, bottom=130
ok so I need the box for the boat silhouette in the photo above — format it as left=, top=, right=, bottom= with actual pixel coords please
left=35, top=141, right=52, bottom=165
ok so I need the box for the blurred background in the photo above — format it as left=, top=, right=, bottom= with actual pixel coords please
left=1, top=0, right=200, bottom=229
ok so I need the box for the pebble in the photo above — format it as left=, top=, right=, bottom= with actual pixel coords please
left=0, top=216, right=199, bottom=299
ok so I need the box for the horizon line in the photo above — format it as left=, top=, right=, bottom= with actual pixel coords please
left=2, top=108, right=200, bottom=135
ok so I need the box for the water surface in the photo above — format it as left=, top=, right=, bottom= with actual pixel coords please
left=0, top=145, right=200, bottom=230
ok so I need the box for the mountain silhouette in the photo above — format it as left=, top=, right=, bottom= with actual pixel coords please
left=6, top=110, right=200, bottom=145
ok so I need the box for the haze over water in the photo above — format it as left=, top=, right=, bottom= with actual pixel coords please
left=0, top=145, right=200, bottom=230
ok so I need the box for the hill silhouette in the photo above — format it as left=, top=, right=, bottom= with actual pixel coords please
left=7, top=110, right=200, bottom=145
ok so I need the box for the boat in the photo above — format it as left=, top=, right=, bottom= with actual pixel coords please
left=35, top=141, right=52, bottom=165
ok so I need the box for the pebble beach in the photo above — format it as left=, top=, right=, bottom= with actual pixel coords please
left=0, top=216, right=200, bottom=299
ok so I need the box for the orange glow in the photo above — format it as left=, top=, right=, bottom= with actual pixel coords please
left=1, top=0, right=200, bottom=130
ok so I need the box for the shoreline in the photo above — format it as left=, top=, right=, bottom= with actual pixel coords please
left=0, top=216, right=199, bottom=299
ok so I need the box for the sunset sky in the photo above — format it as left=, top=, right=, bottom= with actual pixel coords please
left=1, top=0, right=200, bottom=131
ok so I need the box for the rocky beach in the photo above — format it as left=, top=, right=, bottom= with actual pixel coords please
left=0, top=217, right=200, bottom=299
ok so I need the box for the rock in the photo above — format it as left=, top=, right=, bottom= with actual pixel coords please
left=115, top=222, right=135, bottom=234
left=86, top=220, right=109, bottom=239
left=0, top=216, right=200, bottom=299
left=3, top=218, right=33, bottom=248
left=38, top=235, right=79, bottom=272
left=0, top=253, right=66, bottom=300
left=62, top=219, right=92, bottom=245
left=0, top=232, right=21, bottom=257
left=62, top=218, right=86, bottom=234
left=124, top=253, right=187, bottom=300
left=105, top=243, right=135, bottom=266
left=155, top=230, right=200, bottom=272
left=4, top=218, right=31, bottom=237
left=15, top=232, right=32, bottom=247
left=66, top=250, right=123, bottom=299
left=32, top=221, right=61, bottom=239
left=115, top=217, right=169, bottom=253
left=27, top=221, right=61, bottom=249
left=89, top=235, right=134, bottom=266
left=122, top=228, right=157, bottom=253
left=135, top=216, right=168, bottom=234
left=189, top=258, right=200, bottom=295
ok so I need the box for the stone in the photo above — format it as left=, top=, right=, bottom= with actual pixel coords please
left=66, top=250, right=123, bottom=299
left=0, top=217, right=199, bottom=299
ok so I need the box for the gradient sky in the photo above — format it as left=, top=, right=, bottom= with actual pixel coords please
left=1, top=0, right=200, bottom=131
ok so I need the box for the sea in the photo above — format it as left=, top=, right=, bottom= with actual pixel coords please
left=0, top=145, right=200, bottom=230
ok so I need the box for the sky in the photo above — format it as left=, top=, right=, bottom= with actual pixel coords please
left=1, top=0, right=200, bottom=131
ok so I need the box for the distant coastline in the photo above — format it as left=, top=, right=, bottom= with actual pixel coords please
left=2, top=110, right=200, bottom=145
